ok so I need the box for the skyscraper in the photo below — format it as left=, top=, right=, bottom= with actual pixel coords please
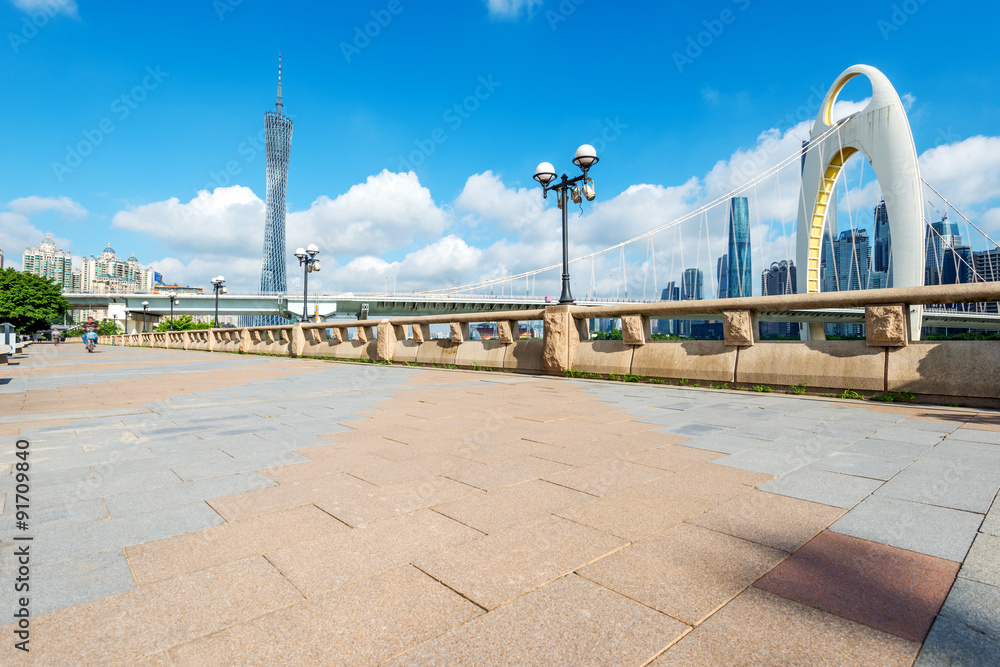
left=873, top=199, right=891, bottom=273
left=925, top=215, right=971, bottom=286
left=833, top=229, right=872, bottom=292
left=22, top=233, right=73, bottom=289
left=256, top=56, right=293, bottom=324
left=727, top=197, right=751, bottom=298
left=716, top=254, right=728, bottom=299
left=760, top=260, right=799, bottom=337
left=682, top=268, right=704, bottom=301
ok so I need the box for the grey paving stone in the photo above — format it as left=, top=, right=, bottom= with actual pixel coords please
left=876, top=465, right=1000, bottom=514
left=30, top=468, right=181, bottom=511
left=656, top=423, right=733, bottom=438
left=867, top=426, right=946, bottom=447
left=915, top=615, right=1000, bottom=667
left=949, top=428, right=1000, bottom=445
left=26, top=501, right=224, bottom=567
left=31, top=444, right=155, bottom=473
left=811, top=451, right=915, bottom=481
left=673, top=433, right=758, bottom=455
left=843, top=438, right=936, bottom=460
left=830, top=495, right=982, bottom=562
left=767, top=432, right=855, bottom=457
left=0, top=498, right=108, bottom=531
left=0, top=550, right=134, bottom=618
left=983, top=500, right=1000, bottom=537
left=169, top=453, right=307, bottom=482
left=939, top=578, right=1000, bottom=642
left=960, top=533, right=1000, bottom=588
left=759, top=467, right=882, bottom=509
left=897, top=419, right=964, bottom=434
left=921, top=440, right=1000, bottom=464
left=103, top=471, right=274, bottom=515
left=712, top=446, right=817, bottom=476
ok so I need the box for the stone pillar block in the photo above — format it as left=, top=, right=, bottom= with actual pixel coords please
left=865, top=304, right=908, bottom=347
left=622, top=315, right=650, bottom=345
left=207, top=330, right=216, bottom=353
left=238, top=329, right=249, bottom=354
left=330, top=326, right=344, bottom=343
left=450, top=322, right=469, bottom=343
left=290, top=323, right=306, bottom=357
left=542, top=305, right=580, bottom=375
left=497, top=320, right=517, bottom=344
left=376, top=320, right=398, bottom=361
left=723, top=310, right=757, bottom=346
left=412, top=323, right=431, bottom=342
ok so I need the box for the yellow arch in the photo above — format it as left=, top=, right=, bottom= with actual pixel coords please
left=805, top=146, right=858, bottom=293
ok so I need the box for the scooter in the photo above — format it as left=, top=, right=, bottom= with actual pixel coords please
left=84, top=331, right=98, bottom=353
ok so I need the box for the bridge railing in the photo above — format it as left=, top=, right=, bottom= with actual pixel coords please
left=105, top=282, right=1000, bottom=407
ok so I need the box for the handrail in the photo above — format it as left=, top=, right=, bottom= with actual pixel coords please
left=572, top=283, right=1000, bottom=319
left=299, top=308, right=547, bottom=329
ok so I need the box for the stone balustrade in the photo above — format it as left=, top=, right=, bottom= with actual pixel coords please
left=92, top=282, right=1000, bottom=406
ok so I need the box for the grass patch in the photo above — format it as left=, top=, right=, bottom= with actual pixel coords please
left=709, top=382, right=729, bottom=390
left=752, top=384, right=772, bottom=393
left=840, top=389, right=863, bottom=400
left=791, top=383, right=807, bottom=395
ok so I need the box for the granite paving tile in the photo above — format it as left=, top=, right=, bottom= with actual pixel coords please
left=755, top=531, right=959, bottom=642
left=760, top=467, right=882, bottom=509
left=0, top=550, right=134, bottom=618
left=670, top=432, right=759, bottom=454
left=959, top=532, right=1000, bottom=587
left=207, top=472, right=376, bottom=521
left=540, top=459, right=670, bottom=496
left=842, top=437, right=936, bottom=460
left=434, top=479, right=591, bottom=533
left=127, top=504, right=349, bottom=586
left=652, top=588, right=919, bottom=666
left=711, top=445, right=820, bottom=476
left=830, top=495, right=982, bottom=562
left=168, top=565, right=482, bottom=666
left=258, top=452, right=394, bottom=484
left=937, top=577, right=1000, bottom=642
left=265, top=509, right=483, bottom=597
left=811, top=451, right=916, bottom=481
left=949, top=428, right=1000, bottom=445
left=866, top=426, right=946, bottom=447
left=3, top=556, right=302, bottom=665
left=317, top=476, right=481, bottom=527
left=555, top=477, right=713, bottom=542
left=579, top=522, right=787, bottom=624
left=443, top=455, right=571, bottom=490
left=915, top=615, right=1000, bottom=667
left=875, top=465, right=1000, bottom=513
left=104, top=471, right=275, bottom=516
left=687, top=490, right=845, bottom=552
left=414, top=515, right=626, bottom=610
left=388, top=574, right=688, bottom=666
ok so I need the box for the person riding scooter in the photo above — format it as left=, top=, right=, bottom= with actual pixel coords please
left=82, top=317, right=98, bottom=352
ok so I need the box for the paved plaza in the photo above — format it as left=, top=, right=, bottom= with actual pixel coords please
left=1, top=342, right=999, bottom=665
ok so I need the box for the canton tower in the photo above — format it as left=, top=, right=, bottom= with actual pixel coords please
left=256, top=55, right=293, bottom=324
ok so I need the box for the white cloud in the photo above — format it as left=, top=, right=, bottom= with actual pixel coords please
left=485, top=0, right=542, bottom=20
left=919, top=135, right=1000, bottom=210
left=288, top=170, right=449, bottom=258
left=147, top=254, right=263, bottom=294
left=12, top=0, right=78, bottom=18
left=111, top=186, right=265, bottom=256
left=8, top=195, right=86, bottom=218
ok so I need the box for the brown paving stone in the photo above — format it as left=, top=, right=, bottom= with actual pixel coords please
left=622, top=443, right=723, bottom=472
left=687, top=490, right=845, bottom=553
left=542, top=458, right=671, bottom=496
left=346, top=453, right=481, bottom=487
left=579, top=522, right=787, bottom=625
left=555, top=479, right=714, bottom=542
left=0, top=419, right=73, bottom=436
left=754, top=530, right=960, bottom=642
left=316, top=476, right=481, bottom=527
left=127, top=651, right=173, bottom=666
left=532, top=440, right=633, bottom=466
left=965, top=413, right=1000, bottom=431
left=520, top=419, right=626, bottom=447
left=168, top=565, right=482, bottom=666
left=10, top=556, right=302, bottom=665
left=414, top=515, right=627, bottom=610
left=259, top=452, right=392, bottom=483
left=207, top=472, right=376, bottom=521
left=651, top=588, right=919, bottom=666
left=265, top=509, right=482, bottom=597
left=127, top=505, right=348, bottom=586
left=444, top=455, right=571, bottom=490
left=437, top=437, right=565, bottom=465
left=433, top=478, right=592, bottom=533
left=388, top=574, right=688, bottom=666
left=657, top=463, right=774, bottom=502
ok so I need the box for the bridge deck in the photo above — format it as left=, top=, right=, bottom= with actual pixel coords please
left=2, top=343, right=998, bottom=664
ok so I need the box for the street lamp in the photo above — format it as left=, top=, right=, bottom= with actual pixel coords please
left=211, top=276, right=226, bottom=328
left=167, top=291, right=178, bottom=331
left=534, top=144, right=599, bottom=304
left=141, top=301, right=149, bottom=333
left=294, top=244, right=321, bottom=322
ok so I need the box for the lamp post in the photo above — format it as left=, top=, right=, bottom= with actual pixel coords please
left=141, top=301, right=149, bottom=333
left=533, top=144, right=599, bottom=304
left=294, top=244, right=321, bottom=322
left=211, top=276, right=226, bottom=328
left=168, top=291, right=178, bottom=331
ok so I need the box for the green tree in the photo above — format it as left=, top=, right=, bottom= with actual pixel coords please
left=154, top=315, right=213, bottom=332
left=0, top=268, right=71, bottom=333
left=98, top=319, right=123, bottom=335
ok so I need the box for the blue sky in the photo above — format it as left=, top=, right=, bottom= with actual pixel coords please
left=2, top=0, right=999, bottom=297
